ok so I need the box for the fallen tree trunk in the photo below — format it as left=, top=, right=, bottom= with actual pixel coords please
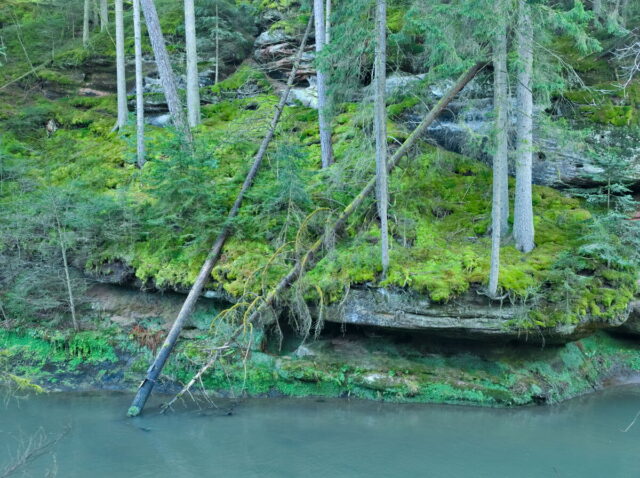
left=127, top=18, right=314, bottom=417
left=161, top=62, right=487, bottom=409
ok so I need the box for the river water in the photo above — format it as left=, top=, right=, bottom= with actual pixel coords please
left=2, top=387, right=640, bottom=477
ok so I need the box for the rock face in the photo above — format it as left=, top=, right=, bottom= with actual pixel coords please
left=86, top=284, right=220, bottom=330
left=617, top=301, right=640, bottom=336
left=324, top=287, right=625, bottom=344
left=405, top=97, right=606, bottom=188
left=253, top=29, right=315, bottom=84
left=401, top=82, right=640, bottom=188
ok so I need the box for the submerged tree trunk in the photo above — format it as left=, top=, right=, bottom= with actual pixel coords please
left=115, top=0, right=128, bottom=130
left=489, top=20, right=509, bottom=297
left=184, top=0, right=201, bottom=127
left=127, top=18, right=315, bottom=417
left=314, top=0, right=333, bottom=168
left=140, top=0, right=191, bottom=144
left=374, top=0, right=389, bottom=278
left=513, top=0, right=535, bottom=253
left=134, top=0, right=145, bottom=167
left=164, top=63, right=487, bottom=406
left=100, top=0, right=109, bottom=31
left=82, top=0, right=90, bottom=47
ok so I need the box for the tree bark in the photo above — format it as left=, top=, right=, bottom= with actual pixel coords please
left=314, top=0, right=333, bottom=168
left=82, top=0, right=91, bottom=47
left=140, top=0, right=192, bottom=144
left=115, top=0, right=128, bottom=130
left=55, top=216, right=78, bottom=331
left=134, top=0, right=145, bottom=167
left=164, top=63, right=487, bottom=407
left=489, top=20, right=509, bottom=297
left=100, top=0, right=109, bottom=31
left=514, top=0, right=535, bottom=253
left=127, top=18, right=315, bottom=417
left=214, top=3, right=220, bottom=85
left=374, top=0, right=389, bottom=278
left=593, top=0, right=602, bottom=21
left=325, top=0, right=332, bottom=44
left=184, top=0, right=201, bottom=127
left=92, top=0, right=100, bottom=31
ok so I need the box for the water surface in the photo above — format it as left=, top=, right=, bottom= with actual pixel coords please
left=2, top=387, right=640, bottom=477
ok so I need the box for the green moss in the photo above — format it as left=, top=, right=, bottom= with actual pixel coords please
left=207, top=66, right=272, bottom=96
left=387, top=96, right=420, bottom=118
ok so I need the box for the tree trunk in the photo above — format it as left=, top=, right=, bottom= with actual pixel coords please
left=514, top=0, right=535, bottom=253
left=214, top=3, right=220, bottom=85
left=134, top=0, right=145, bottom=167
left=325, top=0, right=332, bottom=44
left=374, top=0, right=389, bottom=278
left=489, top=20, right=509, bottom=297
left=164, top=63, right=487, bottom=407
left=82, top=0, right=90, bottom=47
left=92, top=0, right=99, bottom=30
left=184, top=0, right=201, bottom=127
left=100, top=0, right=109, bottom=31
left=591, top=0, right=602, bottom=21
left=55, top=216, right=78, bottom=331
left=140, top=0, right=192, bottom=144
left=115, top=0, right=128, bottom=130
left=314, top=0, right=333, bottom=168
left=127, top=18, right=315, bottom=417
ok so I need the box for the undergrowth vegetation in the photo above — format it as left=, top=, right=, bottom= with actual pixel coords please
left=1, top=61, right=638, bottom=333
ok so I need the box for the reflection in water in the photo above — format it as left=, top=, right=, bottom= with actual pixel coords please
left=2, top=387, right=640, bottom=477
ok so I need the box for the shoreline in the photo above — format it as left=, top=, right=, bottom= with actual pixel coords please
left=4, top=327, right=640, bottom=409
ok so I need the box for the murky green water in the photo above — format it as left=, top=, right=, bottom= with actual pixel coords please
left=2, top=387, right=640, bottom=477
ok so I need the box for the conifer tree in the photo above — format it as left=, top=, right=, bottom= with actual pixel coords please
left=489, top=12, right=510, bottom=297
left=513, top=0, right=535, bottom=253
left=314, top=0, right=333, bottom=168
left=115, top=0, right=128, bottom=130
left=140, top=0, right=192, bottom=144
left=374, top=0, right=389, bottom=277
left=82, top=0, right=91, bottom=47
left=99, top=0, right=108, bottom=31
left=184, top=0, right=201, bottom=127
left=133, top=0, right=145, bottom=167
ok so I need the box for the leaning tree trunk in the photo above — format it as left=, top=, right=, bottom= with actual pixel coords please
left=140, top=0, right=192, bottom=144
left=314, top=0, right=333, bottom=168
left=127, top=18, right=315, bottom=417
left=82, top=0, right=91, bottom=47
left=489, top=19, right=509, bottom=298
left=184, top=0, right=201, bottom=127
left=162, top=63, right=488, bottom=407
left=115, top=0, right=128, bottom=130
left=134, top=0, right=145, bottom=167
left=55, top=215, right=78, bottom=331
left=513, top=0, right=535, bottom=253
left=374, top=0, right=389, bottom=277
left=100, top=0, right=109, bottom=31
